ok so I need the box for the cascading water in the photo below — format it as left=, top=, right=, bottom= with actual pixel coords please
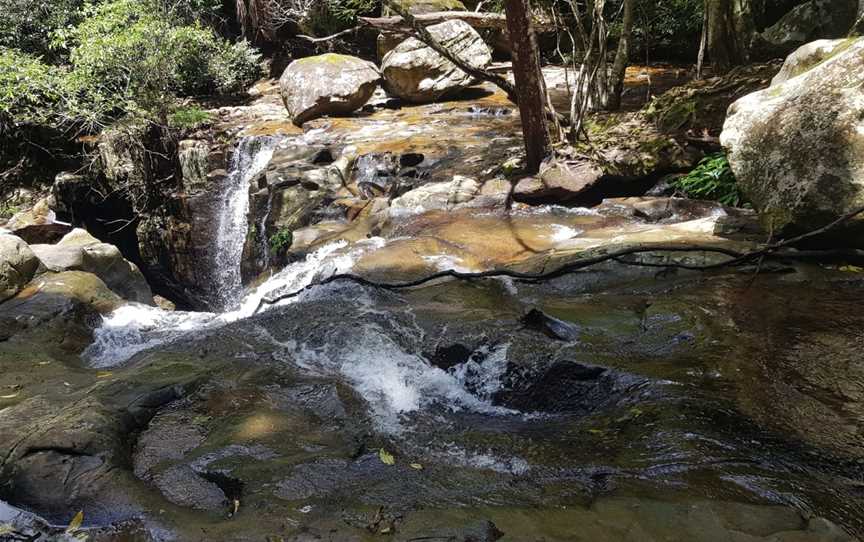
left=211, top=136, right=278, bottom=310
left=83, top=239, right=380, bottom=367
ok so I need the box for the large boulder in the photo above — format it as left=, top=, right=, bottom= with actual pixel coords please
left=381, top=19, right=493, bottom=103
left=770, top=39, right=853, bottom=86
left=377, top=0, right=468, bottom=60
left=721, top=38, right=864, bottom=239
left=760, top=0, right=858, bottom=54
left=0, top=234, right=40, bottom=302
left=3, top=198, right=72, bottom=244
left=30, top=228, right=154, bottom=304
left=279, top=54, right=381, bottom=126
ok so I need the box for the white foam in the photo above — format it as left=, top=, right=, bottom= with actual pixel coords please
left=546, top=224, right=584, bottom=243
left=421, top=254, right=475, bottom=274
left=84, top=241, right=374, bottom=368
left=288, top=327, right=514, bottom=432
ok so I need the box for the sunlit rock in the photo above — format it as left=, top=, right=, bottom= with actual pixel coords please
left=279, top=53, right=381, bottom=126
left=382, top=19, right=492, bottom=103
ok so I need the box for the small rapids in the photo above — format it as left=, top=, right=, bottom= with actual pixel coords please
left=84, top=240, right=374, bottom=367
left=279, top=328, right=515, bottom=431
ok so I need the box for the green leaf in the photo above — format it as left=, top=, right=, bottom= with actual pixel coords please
left=378, top=448, right=395, bottom=466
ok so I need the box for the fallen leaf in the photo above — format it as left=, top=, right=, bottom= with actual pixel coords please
left=0, top=524, right=14, bottom=535
left=378, top=448, right=395, bottom=466
left=409, top=463, right=423, bottom=470
left=0, top=392, right=19, bottom=400
left=588, top=429, right=605, bottom=435
left=66, top=510, right=84, bottom=533
left=38, top=361, right=51, bottom=366
left=840, top=265, right=864, bottom=273
left=230, top=499, right=240, bottom=517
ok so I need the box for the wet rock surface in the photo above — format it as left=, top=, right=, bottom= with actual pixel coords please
left=2, top=264, right=864, bottom=540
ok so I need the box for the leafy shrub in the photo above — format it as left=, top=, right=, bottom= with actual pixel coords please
left=0, top=48, right=68, bottom=125
left=269, top=228, right=294, bottom=254
left=168, top=106, right=213, bottom=129
left=0, top=0, right=85, bottom=58
left=69, top=1, right=262, bottom=103
left=672, top=153, right=745, bottom=207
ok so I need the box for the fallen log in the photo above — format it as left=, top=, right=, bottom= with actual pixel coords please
left=358, top=11, right=556, bottom=33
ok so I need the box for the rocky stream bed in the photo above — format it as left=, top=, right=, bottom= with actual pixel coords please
left=2, top=57, right=864, bottom=541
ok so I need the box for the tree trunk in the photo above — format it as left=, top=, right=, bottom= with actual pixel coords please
left=504, top=0, right=551, bottom=173
left=607, top=0, right=635, bottom=110
left=705, top=0, right=747, bottom=72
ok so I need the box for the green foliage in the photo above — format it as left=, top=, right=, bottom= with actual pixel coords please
left=0, top=0, right=85, bottom=58
left=168, top=106, right=213, bottom=130
left=269, top=228, right=294, bottom=254
left=672, top=153, right=745, bottom=207
left=68, top=0, right=262, bottom=101
left=0, top=48, right=67, bottom=125
left=634, top=0, right=703, bottom=58
left=326, top=0, right=379, bottom=23
left=0, top=0, right=262, bottom=130
left=159, top=0, right=226, bottom=26
left=0, top=203, right=23, bottom=219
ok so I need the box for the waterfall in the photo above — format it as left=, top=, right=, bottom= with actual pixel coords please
left=212, top=136, right=277, bottom=310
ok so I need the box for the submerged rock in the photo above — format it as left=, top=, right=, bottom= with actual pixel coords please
left=721, top=37, right=864, bottom=239
left=279, top=54, right=381, bottom=126
left=0, top=234, right=39, bottom=302
left=520, top=309, right=579, bottom=342
left=382, top=19, right=492, bottom=103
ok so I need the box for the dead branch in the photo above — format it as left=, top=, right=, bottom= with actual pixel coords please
left=358, top=11, right=555, bottom=32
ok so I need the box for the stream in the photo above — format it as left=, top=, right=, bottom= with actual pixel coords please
left=1, top=87, right=863, bottom=541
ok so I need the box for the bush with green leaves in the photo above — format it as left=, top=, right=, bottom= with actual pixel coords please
left=168, top=105, right=213, bottom=130
left=269, top=228, right=294, bottom=254
left=672, top=153, right=745, bottom=207
left=0, top=0, right=85, bottom=58
left=0, top=47, right=69, bottom=125
left=0, top=0, right=263, bottom=130
left=68, top=0, right=262, bottom=101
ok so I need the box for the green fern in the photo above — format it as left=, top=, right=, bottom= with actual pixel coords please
left=672, top=153, right=744, bottom=207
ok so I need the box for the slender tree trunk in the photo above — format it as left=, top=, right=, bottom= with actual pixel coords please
left=853, top=0, right=864, bottom=34
left=504, top=0, right=551, bottom=173
left=607, top=0, right=635, bottom=110
left=696, top=0, right=709, bottom=79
